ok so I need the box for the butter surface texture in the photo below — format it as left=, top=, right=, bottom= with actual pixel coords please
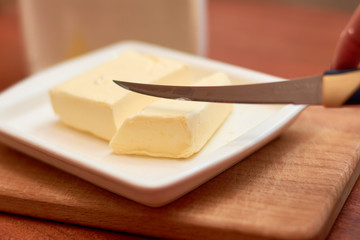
left=50, top=51, right=191, bottom=140
left=110, top=72, right=233, bottom=158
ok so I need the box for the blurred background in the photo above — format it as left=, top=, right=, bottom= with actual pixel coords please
left=0, top=0, right=358, bottom=91
left=269, top=0, right=358, bottom=11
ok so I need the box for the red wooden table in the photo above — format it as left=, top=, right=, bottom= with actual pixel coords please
left=0, top=0, right=359, bottom=239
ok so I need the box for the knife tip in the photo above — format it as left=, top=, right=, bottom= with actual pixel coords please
left=113, top=80, right=131, bottom=91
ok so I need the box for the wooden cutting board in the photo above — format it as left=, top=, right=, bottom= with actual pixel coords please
left=0, top=106, right=359, bottom=240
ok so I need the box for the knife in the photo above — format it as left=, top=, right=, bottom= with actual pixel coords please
left=113, top=69, right=360, bottom=107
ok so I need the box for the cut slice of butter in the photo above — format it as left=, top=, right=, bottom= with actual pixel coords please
left=49, top=51, right=191, bottom=141
left=110, top=72, right=233, bottom=158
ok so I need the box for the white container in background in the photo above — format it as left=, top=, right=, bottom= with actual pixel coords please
left=19, top=0, right=207, bottom=73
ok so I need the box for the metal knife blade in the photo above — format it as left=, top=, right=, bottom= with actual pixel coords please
left=113, top=75, right=323, bottom=105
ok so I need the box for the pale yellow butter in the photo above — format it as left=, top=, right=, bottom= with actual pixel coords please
left=50, top=51, right=191, bottom=140
left=110, top=72, right=233, bottom=158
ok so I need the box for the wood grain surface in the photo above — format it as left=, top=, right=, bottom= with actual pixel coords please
left=0, top=105, right=359, bottom=240
left=1, top=0, right=360, bottom=239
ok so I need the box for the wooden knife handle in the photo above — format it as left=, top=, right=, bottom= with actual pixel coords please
left=322, top=69, right=360, bottom=107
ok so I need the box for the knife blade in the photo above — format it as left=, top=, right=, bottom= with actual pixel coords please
left=113, top=69, right=360, bottom=107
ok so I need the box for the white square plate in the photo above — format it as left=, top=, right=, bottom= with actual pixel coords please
left=0, top=41, right=305, bottom=207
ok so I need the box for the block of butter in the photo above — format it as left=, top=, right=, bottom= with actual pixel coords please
left=110, top=72, right=233, bottom=158
left=50, top=51, right=191, bottom=140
